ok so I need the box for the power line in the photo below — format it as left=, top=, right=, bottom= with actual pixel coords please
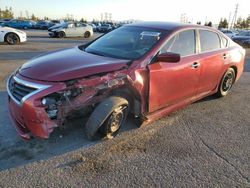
left=230, top=3, right=238, bottom=29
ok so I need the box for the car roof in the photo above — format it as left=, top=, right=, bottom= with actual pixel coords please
left=126, top=21, right=213, bottom=31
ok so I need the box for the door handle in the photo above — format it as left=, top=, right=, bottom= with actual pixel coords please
left=191, top=62, right=200, bottom=69
left=223, top=54, right=228, bottom=59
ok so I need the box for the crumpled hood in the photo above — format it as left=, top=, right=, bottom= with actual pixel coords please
left=18, top=47, right=129, bottom=82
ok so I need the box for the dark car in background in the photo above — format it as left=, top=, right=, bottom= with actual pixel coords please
left=98, top=24, right=112, bottom=33
left=35, top=21, right=55, bottom=30
left=4, top=19, right=36, bottom=29
left=232, top=30, right=250, bottom=47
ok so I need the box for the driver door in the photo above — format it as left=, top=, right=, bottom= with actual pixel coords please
left=66, top=23, right=76, bottom=37
left=148, top=29, right=201, bottom=112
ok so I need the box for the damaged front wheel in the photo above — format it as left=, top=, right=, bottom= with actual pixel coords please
left=85, top=96, right=129, bottom=140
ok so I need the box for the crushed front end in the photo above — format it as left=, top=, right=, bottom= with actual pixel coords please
left=7, top=71, right=128, bottom=139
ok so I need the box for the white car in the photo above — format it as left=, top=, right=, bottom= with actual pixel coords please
left=49, top=22, right=93, bottom=38
left=0, top=26, right=27, bottom=45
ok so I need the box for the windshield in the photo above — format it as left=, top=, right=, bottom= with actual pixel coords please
left=85, top=26, right=166, bottom=60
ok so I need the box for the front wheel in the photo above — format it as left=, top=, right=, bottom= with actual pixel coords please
left=84, top=31, right=91, bottom=38
left=85, top=96, right=129, bottom=140
left=216, top=68, right=235, bottom=97
left=58, top=31, right=65, bottom=38
left=5, top=33, right=20, bottom=45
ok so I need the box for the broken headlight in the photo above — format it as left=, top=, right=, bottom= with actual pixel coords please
left=41, top=88, right=82, bottom=119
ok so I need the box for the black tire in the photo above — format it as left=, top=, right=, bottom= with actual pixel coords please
left=23, top=26, right=28, bottom=30
left=84, top=31, right=91, bottom=38
left=216, top=68, right=235, bottom=97
left=5, top=33, right=20, bottom=45
left=85, top=96, right=129, bottom=140
left=58, top=31, right=65, bottom=38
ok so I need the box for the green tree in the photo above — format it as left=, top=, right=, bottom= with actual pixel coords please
left=205, top=21, right=212, bottom=27
left=0, top=7, right=14, bottom=19
left=246, top=15, right=250, bottom=29
left=80, top=18, right=87, bottom=23
left=218, top=18, right=228, bottom=29
left=235, top=17, right=243, bottom=28
left=31, top=14, right=37, bottom=20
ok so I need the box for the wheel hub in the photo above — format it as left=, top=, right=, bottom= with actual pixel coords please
left=7, top=34, right=18, bottom=44
left=107, top=106, right=127, bottom=134
left=222, top=73, right=233, bottom=92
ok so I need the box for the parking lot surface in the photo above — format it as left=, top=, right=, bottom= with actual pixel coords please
left=0, top=31, right=249, bottom=187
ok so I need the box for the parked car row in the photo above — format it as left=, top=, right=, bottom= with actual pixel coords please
left=219, top=28, right=250, bottom=48
left=0, top=19, right=65, bottom=30
left=0, top=19, right=122, bottom=33
left=231, top=30, right=250, bottom=48
left=1, top=19, right=36, bottom=29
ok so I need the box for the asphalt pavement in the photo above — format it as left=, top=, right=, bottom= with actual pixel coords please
left=0, top=31, right=249, bottom=187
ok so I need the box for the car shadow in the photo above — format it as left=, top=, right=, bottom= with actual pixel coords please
left=0, top=91, right=138, bottom=171
left=195, top=95, right=219, bottom=104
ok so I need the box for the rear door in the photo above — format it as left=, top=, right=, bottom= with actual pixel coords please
left=65, top=23, right=76, bottom=37
left=148, top=29, right=201, bottom=113
left=196, top=29, right=225, bottom=96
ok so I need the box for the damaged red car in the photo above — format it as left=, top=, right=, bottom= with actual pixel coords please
left=7, top=22, right=245, bottom=140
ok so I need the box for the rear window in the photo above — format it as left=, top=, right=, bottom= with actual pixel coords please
left=199, top=30, right=221, bottom=52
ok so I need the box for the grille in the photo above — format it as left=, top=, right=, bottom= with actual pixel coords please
left=8, top=76, right=37, bottom=103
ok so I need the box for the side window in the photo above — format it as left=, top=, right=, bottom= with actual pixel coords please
left=221, top=35, right=228, bottom=48
left=199, top=30, right=221, bottom=52
left=161, top=30, right=196, bottom=56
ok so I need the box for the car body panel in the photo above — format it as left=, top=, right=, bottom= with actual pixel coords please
left=18, top=47, right=129, bottom=81
left=0, top=26, right=27, bottom=43
left=148, top=55, right=200, bottom=113
left=197, top=50, right=224, bottom=95
left=6, top=22, right=246, bottom=139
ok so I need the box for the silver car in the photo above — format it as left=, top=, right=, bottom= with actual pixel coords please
left=49, top=22, right=93, bottom=38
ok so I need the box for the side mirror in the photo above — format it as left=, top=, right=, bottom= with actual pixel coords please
left=157, top=52, right=180, bottom=63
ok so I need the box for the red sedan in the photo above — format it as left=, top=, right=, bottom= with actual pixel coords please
left=7, top=22, right=245, bottom=140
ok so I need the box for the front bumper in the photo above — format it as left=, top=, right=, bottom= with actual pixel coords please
left=7, top=74, right=66, bottom=139
left=19, top=33, right=27, bottom=43
left=49, top=32, right=56, bottom=37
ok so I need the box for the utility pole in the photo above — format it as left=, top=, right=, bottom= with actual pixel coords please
left=230, top=3, right=239, bottom=29
left=228, top=12, right=231, bottom=29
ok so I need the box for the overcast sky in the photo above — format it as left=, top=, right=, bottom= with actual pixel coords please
left=1, top=0, right=249, bottom=23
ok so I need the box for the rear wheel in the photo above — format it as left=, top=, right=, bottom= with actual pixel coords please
left=58, top=31, right=65, bottom=38
left=84, top=31, right=91, bottom=38
left=5, top=33, right=20, bottom=45
left=85, top=96, right=129, bottom=140
left=216, top=68, right=235, bottom=97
